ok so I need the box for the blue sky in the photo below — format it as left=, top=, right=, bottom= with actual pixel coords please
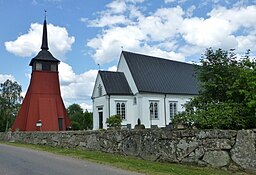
left=0, top=0, right=256, bottom=111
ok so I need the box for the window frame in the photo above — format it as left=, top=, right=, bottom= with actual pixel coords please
left=35, top=62, right=42, bottom=71
left=98, top=84, right=102, bottom=97
left=169, top=101, right=178, bottom=121
left=115, top=101, right=126, bottom=120
left=149, top=101, right=159, bottom=120
left=50, top=64, right=57, bottom=72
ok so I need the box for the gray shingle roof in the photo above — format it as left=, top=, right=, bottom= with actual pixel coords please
left=122, top=51, right=199, bottom=95
left=99, top=71, right=133, bottom=95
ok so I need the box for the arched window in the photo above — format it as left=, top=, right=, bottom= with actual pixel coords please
left=150, top=102, right=154, bottom=119
left=154, top=102, right=158, bottom=119
left=149, top=101, right=159, bottom=119
left=98, top=84, right=102, bottom=97
left=170, top=101, right=178, bottom=121
left=121, top=103, right=126, bottom=119
left=116, top=103, right=120, bottom=116
left=116, top=102, right=126, bottom=120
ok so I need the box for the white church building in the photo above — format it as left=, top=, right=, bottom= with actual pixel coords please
left=91, top=51, right=198, bottom=130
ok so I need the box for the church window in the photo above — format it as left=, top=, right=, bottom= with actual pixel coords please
left=149, top=101, right=158, bottom=119
left=116, top=102, right=126, bottom=120
left=170, top=101, right=178, bottom=121
left=98, top=84, right=102, bottom=97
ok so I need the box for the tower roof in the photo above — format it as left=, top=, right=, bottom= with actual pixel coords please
left=41, top=19, right=49, bottom=50
left=29, top=19, right=60, bottom=66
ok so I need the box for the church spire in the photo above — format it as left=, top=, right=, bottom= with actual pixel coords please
left=41, top=13, right=49, bottom=50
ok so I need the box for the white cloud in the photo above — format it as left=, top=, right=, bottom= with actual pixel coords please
left=139, top=7, right=184, bottom=41
left=87, top=26, right=144, bottom=64
left=80, top=102, right=93, bottom=112
left=164, top=0, right=175, bottom=3
left=180, top=17, right=237, bottom=49
left=87, top=6, right=185, bottom=64
left=186, top=5, right=196, bottom=17
left=139, top=44, right=185, bottom=61
left=59, top=62, right=76, bottom=85
left=236, top=35, right=256, bottom=52
left=87, top=2, right=256, bottom=65
left=88, top=14, right=129, bottom=27
left=59, top=62, right=98, bottom=102
left=59, top=62, right=120, bottom=112
left=5, top=23, right=75, bottom=59
left=125, top=0, right=144, bottom=3
left=106, top=0, right=127, bottom=14
left=108, top=66, right=117, bottom=71
left=0, top=74, right=16, bottom=84
left=208, top=6, right=256, bottom=30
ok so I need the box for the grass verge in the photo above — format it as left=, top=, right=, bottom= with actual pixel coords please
left=1, top=142, right=248, bottom=175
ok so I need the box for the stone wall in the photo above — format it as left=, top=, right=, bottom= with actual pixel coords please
left=0, top=129, right=256, bottom=173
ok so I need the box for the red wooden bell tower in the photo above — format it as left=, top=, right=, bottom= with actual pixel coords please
left=12, top=19, right=71, bottom=131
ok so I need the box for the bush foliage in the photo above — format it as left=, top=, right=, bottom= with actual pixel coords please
left=173, top=48, right=256, bottom=129
left=106, top=115, right=122, bottom=128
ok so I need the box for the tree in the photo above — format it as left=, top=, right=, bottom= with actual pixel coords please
left=173, top=48, right=256, bottom=129
left=0, top=79, right=22, bottom=131
left=67, top=104, right=93, bottom=130
left=83, top=110, right=93, bottom=130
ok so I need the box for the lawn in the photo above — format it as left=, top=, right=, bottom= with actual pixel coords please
left=3, top=142, right=249, bottom=175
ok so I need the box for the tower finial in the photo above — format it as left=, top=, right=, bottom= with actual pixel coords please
left=44, top=10, right=47, bottom=20
left=41, top=11, right=49, bottom=50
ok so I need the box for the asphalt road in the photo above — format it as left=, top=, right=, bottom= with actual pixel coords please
left=0, top=144, right=143, bottom=175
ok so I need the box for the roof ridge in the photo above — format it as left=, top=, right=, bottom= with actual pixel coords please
left=122, top=50, right=195, bottom=66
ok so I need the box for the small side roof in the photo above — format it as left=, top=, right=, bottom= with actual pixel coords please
left=99, top=71, right=133, bottom=95
left=122, top=51, right=199, bottom=95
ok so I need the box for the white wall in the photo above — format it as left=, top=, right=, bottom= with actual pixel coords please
left=117, top=54, right=138, bottom=94
left=93, top=93, right=195, bottom=130
left=91, top=73, right=107, bottom=98
left=93, top=96, right=108, bottom=130
left=139, top=93, right=195, bottom=128
left=92, top=73, right=108, bottom=130
left=109, top=95, right=136, bottom=128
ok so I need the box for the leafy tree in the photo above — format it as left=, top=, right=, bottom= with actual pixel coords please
left=67, top=103, right=93, bottom=130
left=173, top=48, right=256, bottom=129
left=0, top=79, right=22, bottom=132
left=106, top=115, right=122, bottom=128
left=83, top=110, right=93, bottom=130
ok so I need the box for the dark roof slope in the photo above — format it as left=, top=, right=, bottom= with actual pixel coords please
left=29, top=50, right=60, bottom=66
left=99, top=71, right=133, bottom=95
left=122, top=51, right=199, bottom=95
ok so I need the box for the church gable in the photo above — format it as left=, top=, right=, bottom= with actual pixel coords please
left=91, top=72, right=106, bottom=98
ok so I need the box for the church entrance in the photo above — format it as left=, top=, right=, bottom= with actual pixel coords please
left=98, top=112, right=103, bottom=129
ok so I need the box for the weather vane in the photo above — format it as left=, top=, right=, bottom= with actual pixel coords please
left=44, top=10, right=47, bottom=20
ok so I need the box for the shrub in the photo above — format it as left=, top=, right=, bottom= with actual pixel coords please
left=106, top=115, right=122, bottom=128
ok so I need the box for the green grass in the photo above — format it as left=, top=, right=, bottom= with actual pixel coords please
left=1, top=142, right=249, bottom=175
